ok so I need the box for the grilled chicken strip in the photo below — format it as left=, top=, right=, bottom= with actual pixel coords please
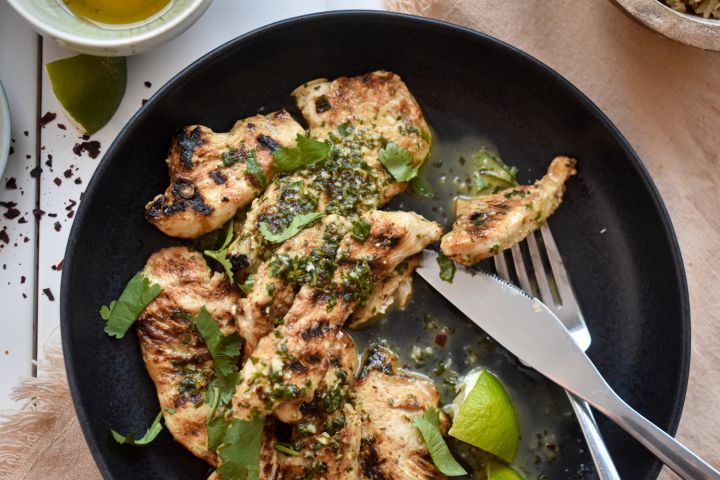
left=136, top=247, right=246, bottom=466
left=441, top=156, right=577, bottom=266
left=354, top=347, right=447, bottom=480
left=293, top=70, right=431, bottom=203
left=348, top=255, right=417, bottom=328
left=238, top=215, right=351, bottom=354
left=276, top=333, right=361, bottom=479
left=145, top=110, right=304, bottom=239
left=232, top=211, right=442, bottom=423
left=227, top=71, right=431, bottom=275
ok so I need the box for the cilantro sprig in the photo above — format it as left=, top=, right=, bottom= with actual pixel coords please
left=111, top=411, right=164, bottom=446
left=413, top=407, right=467, bottom=476
left=379, top=142, right=420, bottom=182
left=100, top=272, right=162, bottom=339
left=351, top=217, right=371, bottom=242
left=203, top=220, right=236, bottom=284
left=259, top=211, right=324, bottom=244
left=245, top=151, right=267, bottom=190
left=215, top=417, right=266, bottom=480
left=273, top=134, right=331, bottom=172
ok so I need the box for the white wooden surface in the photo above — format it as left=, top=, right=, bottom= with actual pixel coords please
left=0, top=0, right=382, bottom=410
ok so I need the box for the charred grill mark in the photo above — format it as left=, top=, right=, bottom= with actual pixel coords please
left=358, top=347, right=394, bottom=380
left=145, top=178, right=214, bottom=219
left=256, top=134, right=281, bottom=152
left=301, top=321, right=330, bottom=341
left=306, top=353, right=322, bottom=364
left=372, top=232, right=401, bottom=249
left=229, top=254, right=249, bottom=272
left=177, top=127, right=206, bottom=169
left=470, top=211, right=486, bottom=225
left=360, top=436, right=387, bottom=480
left=315, top=95, right=333, bottom=113
left=209, top=170, right=227, bottom=185
left=287, top=359, right=309, bottom=373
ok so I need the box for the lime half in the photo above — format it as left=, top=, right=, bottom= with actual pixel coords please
left=448, top=370, right=520, bottom=463
left=487, top=459, right=524, bottom=480
left=46, top=55, right=127, bottom=135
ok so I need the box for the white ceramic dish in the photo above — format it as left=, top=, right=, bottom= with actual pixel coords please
left=0, top=81, right=10, bottom=177
left=611, top=0, right=720, bottom=51
left=6, top=0, right=213, bottom=56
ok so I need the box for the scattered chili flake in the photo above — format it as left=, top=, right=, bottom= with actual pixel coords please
left=32, top=208, right=45, bottom=219
left=48, top=213, right=57, bottom=218
left=141, top=98, right=148, bottom=106
left=67, top=210, right=74, bottom=219
left=18, top=217, right=27, bottom=224
left=51, top=259, right=64, bottom=271
left=144, top=81, right=152, bottom=88
left=39, top=111, right=57, bottom=128
left=434, top=333, right=448, bottom=347
left=53, top=221, right=61, bottom=232
left=20, top=276, right=26, bottom=283
left=23, top=131, right=28, bottom=137
left=30, top=167, right=42, bottom=178
left=45, top=154, right=53, bottom=167
left=54, top=177, right=62, bottom=186
left=42, top=288, right=54, bottom=301
left=72, top=140, right=101, bottom=159
left=63, top=169, right=73, bottom=178
left=0, top=201, right=20, bottom=219
left=5, top=178, right=17, bottom=189
left=65, top=199, right=77, bottom=211
left=57, top=123, right=67, bottom=130
left=0, top=228, right=8, bottom=244
left=74, top=178, right=82, bottom=185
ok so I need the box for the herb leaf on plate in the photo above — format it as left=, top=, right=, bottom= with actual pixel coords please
left=273, top=134, right=331, bottom=172
left=413, top=407, right=467, bottom=476
left=111, top=411, right=164, bottom=446
left=471, top=149, right=519, bottom=195
left=203, top=220, right=236, bottom=284
left=379, top=142, right=420, bottom=182
left=100, top=272, right=162, bottom=339
left=245, top=150, right=267, bottom=190
left=216, top=417, right=266, bottom=480
left=259, top=211, right=325, bottom=244
left=436, top=254, right=456, bottom=283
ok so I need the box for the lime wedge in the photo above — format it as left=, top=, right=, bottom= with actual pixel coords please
left=487, top=459, right=524, bottom=480
left=46, top=55, right=127, bottom=135
left=448, top=370, right=520, bottom=463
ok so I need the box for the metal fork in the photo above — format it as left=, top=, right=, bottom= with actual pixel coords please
left=493, top=223, right=620, bottom=480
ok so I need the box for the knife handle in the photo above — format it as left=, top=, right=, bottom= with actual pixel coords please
left=593, top=389, right=720, bottom=480
left=567, top=393, right=621, bottom=480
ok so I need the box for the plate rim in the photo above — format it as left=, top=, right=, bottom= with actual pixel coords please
left=60, top=10, right=691, bottom=480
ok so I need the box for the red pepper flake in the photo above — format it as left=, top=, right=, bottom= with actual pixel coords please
left=5, top=178, right=17, bottom=189
left=33, top=208, right=45, bottom=219
left=74, top=178, right=82, bottom=185
left=42, top=288, right=55, bottom=301
left=67, top=210, right=75, bottom=219
left=23, top=131, right=28, bottom=137
left=53, top=221, right=61, bottom=232
left=434, top=333, right=448, bottom=347
left=30, top=167, right=42, bottom=178
left=144, top=81, right=152, bottom=88
left=63, top=169, right=73, bottom=178
left=0, top=228, right=8, bottom=244
left=0, top=201, right=20, bottom=219
left=18, top=217, right=27, bottom=224
left=65, top=199, right=77, bottom=211
left=57, top=123, right=67, bottom=130
left=72, top=140, right=101, bottom=159
left=53, top=177, right=62, bottom=186
left=39, top=111, right=57, bottom=128
left=45, top=154, right=53, bottom=168
left=51, top=259, right=64, bottom=271
left=20, top=276, right=26, bottom=284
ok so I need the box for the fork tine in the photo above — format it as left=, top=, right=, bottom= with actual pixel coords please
left=539, top=224, right=579, bottom=310
left=509, top=244, right=534, bottom=295
left=526, top=232, right=555, bottom=305
left=493, top=250, right=511, bottom=281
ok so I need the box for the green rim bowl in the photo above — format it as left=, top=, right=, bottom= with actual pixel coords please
left=6, top=0, right=213, bottom=56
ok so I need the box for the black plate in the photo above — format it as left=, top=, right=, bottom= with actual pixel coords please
left=61, top=11, right=690, bottom=480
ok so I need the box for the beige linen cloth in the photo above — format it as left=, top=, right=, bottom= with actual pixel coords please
left=1, top=1, right=719, bottom=478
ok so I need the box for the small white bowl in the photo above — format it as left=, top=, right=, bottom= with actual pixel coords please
left=7, top=0, right=213, bottom=57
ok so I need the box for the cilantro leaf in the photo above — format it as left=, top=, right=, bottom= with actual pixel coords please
left=379, top=142, right=420, bottom=182
left=436, top=255, right=456, bottom=283
left=273, top=134, right=331, bottom=172
left=204, top=220, right=235, bottom=284
left=111, top=411, right=163, bottom=446
left=259, top=211, right=324, bottom=244
left=351, top=217, right=371, bottom=242
left=245, top=150, right=267, bottom=190
left=216, top=417, right=265, bottom=480
left=193, top=307, right=243, bottom=377
left=207, top=415, right=229, bottom=453
left=413, top=407, right=467, bottom=476
left=471, top=149, right=519, bottom=196
left=101, top=272, right=162, bottom=339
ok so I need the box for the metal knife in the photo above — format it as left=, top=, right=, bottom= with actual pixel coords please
left=417, top=250, right=720, bottom=480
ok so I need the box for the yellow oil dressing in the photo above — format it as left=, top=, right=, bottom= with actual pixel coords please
left=63, top=0, right=172, bottom=25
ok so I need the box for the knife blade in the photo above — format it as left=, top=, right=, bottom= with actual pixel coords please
left=416, top=249, right=720, bottom=480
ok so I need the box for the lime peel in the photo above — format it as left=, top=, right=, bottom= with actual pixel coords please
left=448, top=370, right=520, bottom=463
left=487, top=459, right=524, bottom=480
left=46, top=54, right=127, bottom=135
